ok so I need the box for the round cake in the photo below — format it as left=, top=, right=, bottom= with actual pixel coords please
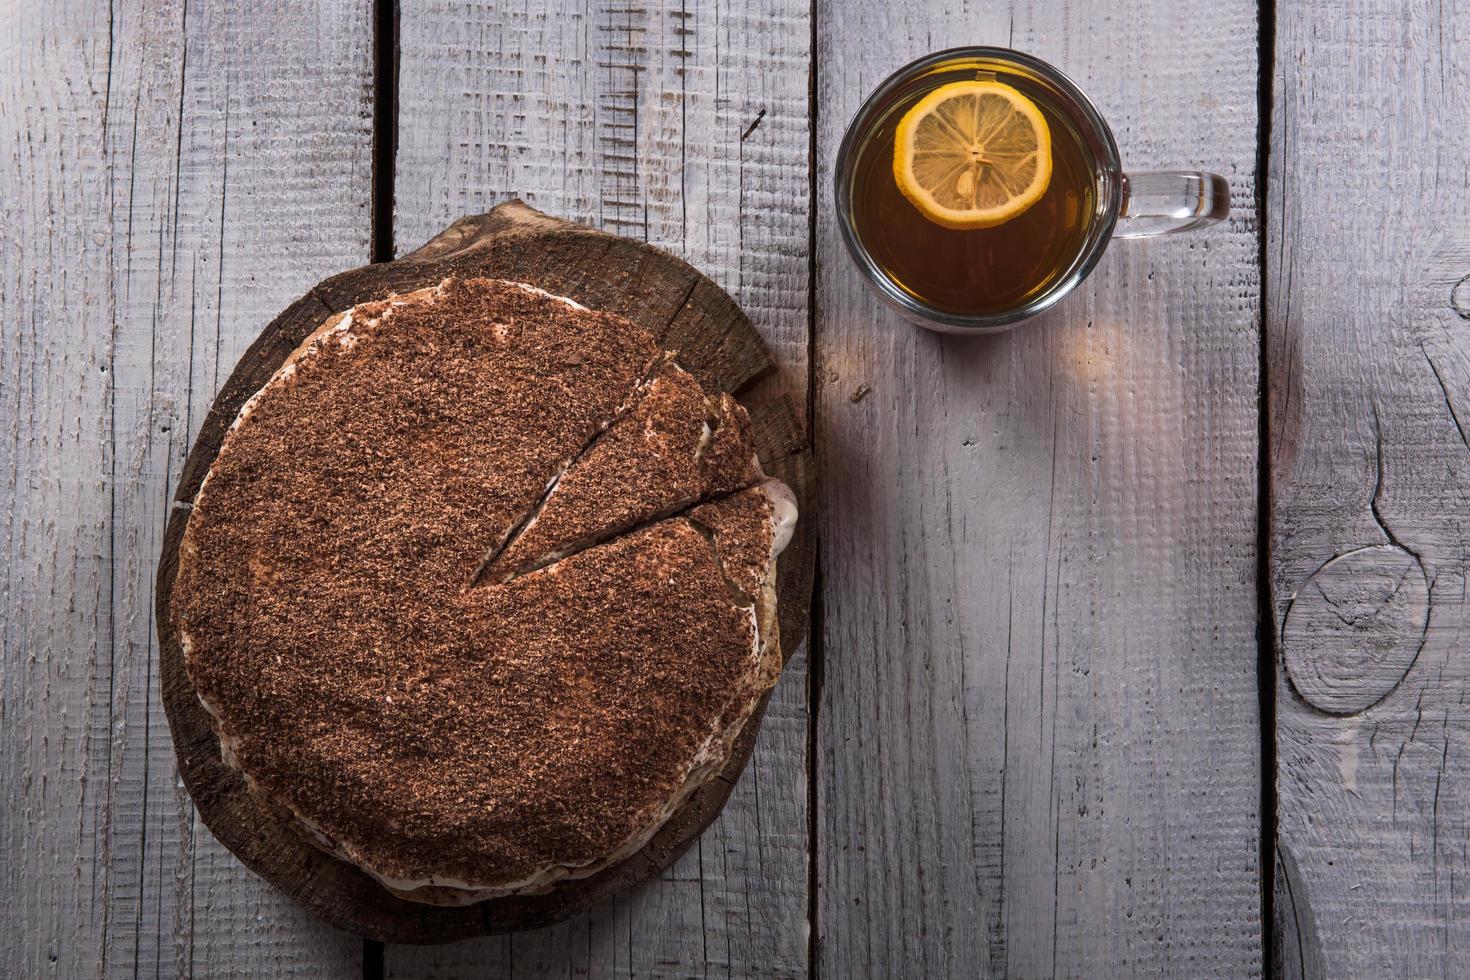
left=170, top=277, right=796, bottom=905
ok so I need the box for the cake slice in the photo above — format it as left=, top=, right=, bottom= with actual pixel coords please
left=482, top=359, right=763, bottom=583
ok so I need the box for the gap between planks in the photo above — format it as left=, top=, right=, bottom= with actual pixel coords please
left=804, top=0, right=823, bottom=974
left=1255, top=0, right=1279, bottom=976
left=363, top=0, right=398, bottom=973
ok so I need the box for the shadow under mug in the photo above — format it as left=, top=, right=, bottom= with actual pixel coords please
left=835, top=47, right=1231, bottom=334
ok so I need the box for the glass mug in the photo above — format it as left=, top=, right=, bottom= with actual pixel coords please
left=835, top=47, right=1230, bottom=333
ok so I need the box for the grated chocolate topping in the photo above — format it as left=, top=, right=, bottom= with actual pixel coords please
left=486, top=360, right=762, bottom=581
left=171, top=278, right=788, bottom=892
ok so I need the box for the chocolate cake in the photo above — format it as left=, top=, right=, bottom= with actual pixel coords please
left=170, top=277, right=796, bottom=904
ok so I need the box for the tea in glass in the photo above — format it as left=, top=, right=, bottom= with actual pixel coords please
left=848, top=69, right=1097, bottom=318
left=836, top=48, right=1231, bottom=333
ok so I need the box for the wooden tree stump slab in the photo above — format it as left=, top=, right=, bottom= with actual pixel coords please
left=154, top=201, right=815, bottom=945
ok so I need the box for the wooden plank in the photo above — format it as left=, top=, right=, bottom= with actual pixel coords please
left=0, top=0, right=372, bottom=974
left=814, top=6, right=1263, bottom=978
left=387, top=0, right=810, bottom=974
left=1269, top=1, right=1470, bottom=975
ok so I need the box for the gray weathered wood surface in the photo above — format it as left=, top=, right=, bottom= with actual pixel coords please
left=2, top=0, right=372, bottom=976
left=813, top=2, right=1263, bottom=977
left=8, top=0, right=1470, bottom=975
left=1268, top=0, right=1470, bottom=975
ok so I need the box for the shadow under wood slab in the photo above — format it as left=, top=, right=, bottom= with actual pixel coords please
left=153, top=201, right=814, bottom=944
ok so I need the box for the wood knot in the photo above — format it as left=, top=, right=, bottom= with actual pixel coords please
left=1453, top=273, right=1470, bottom=321
left=1281, top=544, right=1428, bottom=714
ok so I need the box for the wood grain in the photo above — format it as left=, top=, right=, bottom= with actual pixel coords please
left=155, top=202, right=815, bottom=946
left=33, top=0, right=1470, bottom=971
left=813, top=7, right=1264, bottom=978
left=389, top=0, right=811, bottom=974
left=0, top=0, right=372, bottom=976
left=1269, top=0, right=1470, bottom=974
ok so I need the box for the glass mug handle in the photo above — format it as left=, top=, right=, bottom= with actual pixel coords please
left=1113, top=171, right=1231, bottom=238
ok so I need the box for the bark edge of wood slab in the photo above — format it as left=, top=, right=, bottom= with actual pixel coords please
left=153, top=201, right=815, bottom=944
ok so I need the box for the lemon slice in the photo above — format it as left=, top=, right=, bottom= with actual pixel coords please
left=893, top=80, right=1052, bottom=230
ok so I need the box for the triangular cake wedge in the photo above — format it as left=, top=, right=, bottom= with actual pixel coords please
left=482, top=359, right=763, bottom=583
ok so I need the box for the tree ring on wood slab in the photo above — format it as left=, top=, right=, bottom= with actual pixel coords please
left=153, top=201, right=814, bottom=943
left=1281, top=544, right=1428, bottom=715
